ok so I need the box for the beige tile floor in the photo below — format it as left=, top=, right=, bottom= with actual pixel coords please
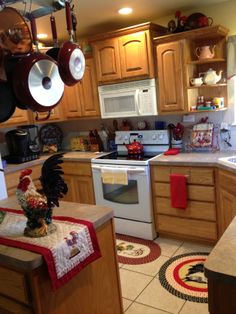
left=119, top=237, right=212, bottom=314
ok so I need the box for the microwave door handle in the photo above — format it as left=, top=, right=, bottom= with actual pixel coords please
left=135, top=90, right=141, bottom=115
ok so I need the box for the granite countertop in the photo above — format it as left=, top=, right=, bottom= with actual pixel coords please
left=0, top=196, right=113, bottom=271
left=150, top=150, right=236, bottom=173
left=205, top=216, right=236, bottom=285
left=4, top=151, right=109, bottom=174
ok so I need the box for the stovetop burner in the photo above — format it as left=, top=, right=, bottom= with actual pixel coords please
left=96, top=151, right=157, bottom=161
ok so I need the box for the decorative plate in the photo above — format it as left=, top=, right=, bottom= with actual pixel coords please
left=39, top=124, right=63, bottom=149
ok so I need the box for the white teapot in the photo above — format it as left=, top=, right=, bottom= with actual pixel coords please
left=202, top=68, right=223, bottom=85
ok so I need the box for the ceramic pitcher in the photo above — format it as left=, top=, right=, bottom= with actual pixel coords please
left=195, top=45, right=215, bottom=60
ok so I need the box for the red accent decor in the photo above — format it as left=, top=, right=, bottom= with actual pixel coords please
left=20, top=168, right=32, bottom=179
left=170, top=174, right=187, bottom=209
left=173, top=258, right=208, bottom=292
left=164, top=148, right=180, bottom=155
left=0, top=208, right=101, bottom=290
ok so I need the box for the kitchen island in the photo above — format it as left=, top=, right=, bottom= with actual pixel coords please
left=205, top=216, right=236, bottom=314
left=0, top=197, right=123, bottom=314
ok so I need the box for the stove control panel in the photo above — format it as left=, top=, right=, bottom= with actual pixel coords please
left=115, top=130, right=169, bottom=145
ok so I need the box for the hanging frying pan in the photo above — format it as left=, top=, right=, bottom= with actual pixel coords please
left=0, top=80, right=16, bottom=123
left=12, top=18, right=64, bottom=114
left=46, top=15, right=60, bottom=61
left=4, top=54, right=28, bottom=110
left=0, top=7, right=32, bottom=55
left=57, top=1, right=85, bottom=86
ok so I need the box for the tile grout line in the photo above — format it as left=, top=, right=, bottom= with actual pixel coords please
left=134, top=300, right=175, bottom=314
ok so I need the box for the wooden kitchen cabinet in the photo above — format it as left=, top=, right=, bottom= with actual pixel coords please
left=61, top=56, right=100, bottom=119
left=62, top=84, right=82, bottom=119
left=0, top=107, right=32, bottom=127
left=61, top=161, right=95, bottom=204
left=151, top=165, right=217, bottom=243
left=89, top=22, right=167, bottom=84
left=0, top=205, right=123, bottom=314
left=154, top=25, right=229, bottom=114
left=5, top=164, right=42, bottom=197
left=79, top=56, right=100, bottom=117
left=217, top=169, right=236, bottom=237
left=156, top=40, right=186, bottom=113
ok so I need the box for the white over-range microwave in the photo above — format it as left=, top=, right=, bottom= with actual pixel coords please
left=98, top=78, right=158, bottom=119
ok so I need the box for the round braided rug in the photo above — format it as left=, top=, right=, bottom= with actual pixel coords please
left=159, top=252, right=209, bottom=303
left=116, top=234, right=161, bottom=265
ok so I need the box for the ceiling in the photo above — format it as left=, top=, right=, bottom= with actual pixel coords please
left=12, top=0, right=229, bottom=44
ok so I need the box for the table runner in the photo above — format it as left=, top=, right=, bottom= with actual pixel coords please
left=0, top=208, right=101, bottom=290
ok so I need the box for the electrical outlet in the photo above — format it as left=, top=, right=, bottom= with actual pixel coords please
left=183, top=115, right=195, bottom=123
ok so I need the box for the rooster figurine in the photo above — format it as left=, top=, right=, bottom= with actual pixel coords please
left=16, top=153, right=68, bottom=237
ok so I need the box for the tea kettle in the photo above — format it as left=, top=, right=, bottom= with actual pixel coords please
left=124, top=139, right=144, bottom=155
left=202, top=68, right=223, bottom=85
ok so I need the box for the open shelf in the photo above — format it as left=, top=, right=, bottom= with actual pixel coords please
left=187, top=58, right=226, bottom=65
left=190, top=107, right=227, bottom=113
left=187, top=83, right=227, bottom=89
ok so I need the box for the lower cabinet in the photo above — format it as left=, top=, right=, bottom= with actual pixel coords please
left=151, top=165, right=217, bottom=243
left=0, top=219, right=123, bottom=314
left=5, top=164, right=42, bottom=197
left=61, top=161, right=95, bottom=204
left=218, top=169, right=236, bottom=237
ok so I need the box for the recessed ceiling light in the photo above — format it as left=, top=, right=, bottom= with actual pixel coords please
left=118, top=7, right=133, bottom=15
left=37, top=33, right=48, bottom=39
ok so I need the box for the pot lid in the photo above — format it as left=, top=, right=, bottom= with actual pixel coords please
left=28, top=59, right=64, bottom=108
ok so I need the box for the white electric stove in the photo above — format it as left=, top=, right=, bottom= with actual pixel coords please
left=91, top=130, right=169, bottom=240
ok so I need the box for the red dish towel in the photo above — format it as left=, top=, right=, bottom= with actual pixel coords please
left=164, top=148, right=180, bottom=155
left=170, top=174, right=187, bottom=209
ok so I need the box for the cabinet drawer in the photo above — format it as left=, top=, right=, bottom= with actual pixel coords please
left=62, top=162, right=92, bottom=176
left=0, top=266, right=30, bottom=304
left=5, top=165, right=41, bottom=189
left=153, top=182, right=215, bottom=202
left=0, top=294, right=32, bottom=314
left=219, top=170, right=236, bottom=196
left=151, top=166, right=215, bottom=185
left=156, top=215, right=217, bottom=241
left=154, top=197, right=216, bottom=221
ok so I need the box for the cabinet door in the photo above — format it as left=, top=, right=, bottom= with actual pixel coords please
left=63, top=174, right=76, bottom=202
left=33, top=105, right=64, bottom=123
left=119, top=31, right=149, bottom=78
left=93, top=38, right=121, bottom=82
left=157, top=40, right=186, bottom=113
left=80, top=58, right=100, bottom=117
left=73, top=176, right=95, bottom=204
left=62, top=85, right=82, bottom=119
left=1, top=107, right=30, bottom=127
left=219, top=189, right=236, bottom=236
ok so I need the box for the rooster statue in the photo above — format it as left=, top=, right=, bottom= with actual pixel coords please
left=16, top=153, right=68, bottom=237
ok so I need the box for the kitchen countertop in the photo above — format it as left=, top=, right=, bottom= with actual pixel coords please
left=4, top=151, right=109, bottom=174
left=150, top=150, right=236, bottom=173
left=0, top=196, right=113, bottom=271
left=205, top=216, right=236, bottom=285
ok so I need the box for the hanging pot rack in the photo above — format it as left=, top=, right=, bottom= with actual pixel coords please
left=2, top=0, right=67, bottom=19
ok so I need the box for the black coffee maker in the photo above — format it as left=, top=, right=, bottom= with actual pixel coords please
left=5, top=126, right=40, bottom=164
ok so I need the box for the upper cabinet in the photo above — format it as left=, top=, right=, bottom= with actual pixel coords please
left=79, top=56, right=100, bottom=117
left=0, top=107, right=31, bottom=128
left=154, top=25, right=229, bottom=114
left=89, top=23, right=167, bottom=84
left=156, top=40, right=186, bottom=113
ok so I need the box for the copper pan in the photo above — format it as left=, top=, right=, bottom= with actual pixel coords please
left=0, top=7, right=32, bottom=55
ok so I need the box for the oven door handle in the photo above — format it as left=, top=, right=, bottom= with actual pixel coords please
left=92, top=165, right=146, bottom=174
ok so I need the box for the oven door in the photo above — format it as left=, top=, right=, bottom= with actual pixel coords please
left=91, top=164, right=152, bottom=222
